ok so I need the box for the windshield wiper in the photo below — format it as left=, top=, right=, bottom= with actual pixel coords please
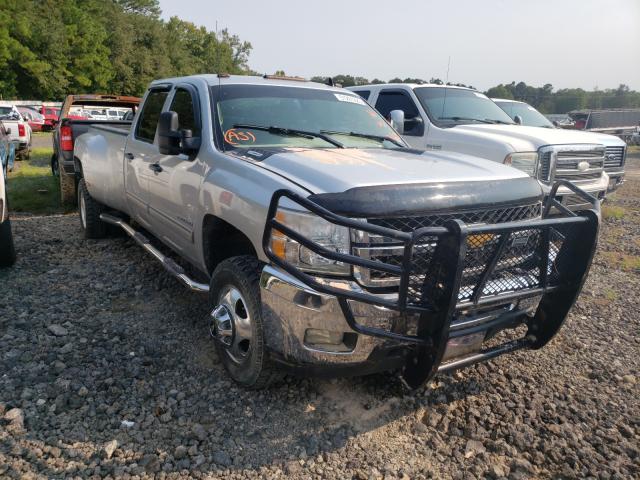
left=439, top=116, right=496, bottom=124
left=487, top=119, right=514, bottom=125
left=320, top=130, right=405, bottom=148
left=232, top=124, right=344, bottom=148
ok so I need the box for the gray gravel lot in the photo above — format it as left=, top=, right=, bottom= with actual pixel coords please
left=0, top=156, right=639, bottom=479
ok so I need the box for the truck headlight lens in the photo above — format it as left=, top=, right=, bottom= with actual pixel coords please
left=504, top=152, right=538, bottom=176
left=270, top=208, right=350, bottom=276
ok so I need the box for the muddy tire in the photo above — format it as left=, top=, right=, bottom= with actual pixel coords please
left=51, top=154, right=59, bottom=177
left=78, top=179, right=106, bottom=239
left=209, top=256, right=282, bottom=389
left=60, top=171, right=76, bottom=206
left=0, top=218, right=16, bottom=267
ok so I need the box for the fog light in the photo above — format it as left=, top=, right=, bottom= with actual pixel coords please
left=304, top=329, right=344, bottom=346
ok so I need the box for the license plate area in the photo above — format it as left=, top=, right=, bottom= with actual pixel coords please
left=441, top=331, right=485, bottom=362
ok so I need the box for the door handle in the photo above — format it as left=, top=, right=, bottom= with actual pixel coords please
left=148, top=163, right=163, bottom=173
left=125, top=152, right=135, bottom=160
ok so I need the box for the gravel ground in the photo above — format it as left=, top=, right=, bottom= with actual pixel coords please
left=1, top=156, right=639, bottom=479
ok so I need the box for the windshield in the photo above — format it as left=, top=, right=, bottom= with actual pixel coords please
left=495, top=101, right=553, bottom=128
left=214, top=85, right=404, bottom=150
left=414, top=87, right=514, bottom=126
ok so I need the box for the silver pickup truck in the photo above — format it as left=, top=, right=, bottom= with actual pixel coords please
left=74, top=74, right=599, bottom=389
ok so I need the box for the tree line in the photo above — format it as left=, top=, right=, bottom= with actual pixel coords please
left=0, top=0, right=251, bottom=100
left=1, top=1, right=638, bottom=114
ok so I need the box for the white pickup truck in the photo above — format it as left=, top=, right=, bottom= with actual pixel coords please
left=0, top=105, right=32, bottom=160
left=492, top=98, right=627, bottom=192
left=0, top=161, right=16, bottom=267
left=73, top=74, right=599, bottom=389
left=348, top=84, right=612, bottom=208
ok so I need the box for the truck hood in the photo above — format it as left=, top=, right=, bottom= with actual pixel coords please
left=257, top=147, right=531, bottom=194
left=451, top=124, right=611, bottom=151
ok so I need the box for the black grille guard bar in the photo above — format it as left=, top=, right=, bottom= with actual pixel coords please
left=262, top=181, right=600, bottom=349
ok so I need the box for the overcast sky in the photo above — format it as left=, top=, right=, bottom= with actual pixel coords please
left=159, top=0, right=640, bottom=91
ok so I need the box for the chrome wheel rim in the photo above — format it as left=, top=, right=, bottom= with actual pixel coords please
left=79, top=191, right=87, bottom=229
left=216, top=285, right=253, bottom=364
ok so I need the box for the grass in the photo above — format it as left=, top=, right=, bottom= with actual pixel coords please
left=600, top=251, right=640, bottom=272
left=601, top=205, right=626, bottom=220
left=6, top=147, right=70, bottom=214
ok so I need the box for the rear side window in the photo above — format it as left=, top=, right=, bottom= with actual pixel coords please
left=375, top=91, right=420, bottom=119
left=352, top=90, right=371, bottom=100
left=169, top=88, right=200, bottom=137
left=136, top=90, right=169, bottom=143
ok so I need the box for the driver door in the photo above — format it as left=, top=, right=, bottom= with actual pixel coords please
left=145, top=84, right=203, bottom=255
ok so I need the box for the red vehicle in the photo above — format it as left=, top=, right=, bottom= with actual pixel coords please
left=39, top=106, right=61, bottom=131
left=17, top=106, right=45, bottom=132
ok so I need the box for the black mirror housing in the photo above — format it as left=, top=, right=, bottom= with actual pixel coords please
left=158, top=111, right=181, bottom=155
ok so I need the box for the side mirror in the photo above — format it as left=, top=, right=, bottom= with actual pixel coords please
left=5, top=127, right=10, bottom=135
left=513, top=115, right=523, bottom=125
left=180, top=129, right=201, bottom=153
left=389, top=110, right=405, bottom=135
left=552, top=120, right=559, bottom=128
left=157, top=111, right=181, bottom=155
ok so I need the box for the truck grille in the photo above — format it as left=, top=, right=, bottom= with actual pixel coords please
left=604, top=146, right=625, bottom=171
left=538, top=146, right=605, bottom=185
left=353, top=203, right=542, bottom=288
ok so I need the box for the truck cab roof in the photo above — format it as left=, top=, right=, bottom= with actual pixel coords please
left=150, top=74, right=342, bottom=92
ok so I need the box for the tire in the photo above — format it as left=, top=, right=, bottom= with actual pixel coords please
left=51, top=154, right=59, bottom=177
left=0, top=218, right=16, bottom=267
left=60, top=171, right=76, bottom=206
left=77, top=178, right=106, bottom=239
left=208, top=256, right=282, bottom=388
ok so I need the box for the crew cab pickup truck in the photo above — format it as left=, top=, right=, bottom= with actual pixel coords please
left=348, top=84, right=611, bottom=209
left=53, top=94, right=140, bottom=204
left=492, top=98, right=627, bottom=192
left=74, top=75, right=599, bottom=389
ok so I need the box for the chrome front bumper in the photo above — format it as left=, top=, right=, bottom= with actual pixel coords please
left=260, top=265, right=399, bottom=366
left=260, top=265, right=540, bottom=369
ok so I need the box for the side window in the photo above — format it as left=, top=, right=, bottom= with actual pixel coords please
left=353, top=90, right=371, bottom=100
left=135, top=90, right=169, bottom=143
left=374, top=91, right=424, bottom=136
left=169, top=88, right=200, bottom=137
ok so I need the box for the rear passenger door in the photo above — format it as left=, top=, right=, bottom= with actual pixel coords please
left=145, top=84, right=203, bottom=254
left=373, top=89, right=426, bottom=148
left=124, top=87, right=170, bottom=228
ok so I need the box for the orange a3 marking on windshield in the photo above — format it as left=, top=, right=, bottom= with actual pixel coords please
left=224, top=129, right=256, bottom=145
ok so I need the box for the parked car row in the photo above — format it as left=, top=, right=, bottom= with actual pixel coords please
left=69, top=74, right=601, bottom=389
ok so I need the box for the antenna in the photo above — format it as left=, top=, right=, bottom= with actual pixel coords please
left=215, top=20, right=220, bottom=74
left=440, top=56, right=451, bottom=119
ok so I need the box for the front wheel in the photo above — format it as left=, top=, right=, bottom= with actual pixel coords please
left=208, top=256, right=281, bottom=388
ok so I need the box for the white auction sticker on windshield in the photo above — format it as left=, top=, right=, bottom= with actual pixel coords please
left=334, top=93, right=366, bottom=106
left=473, top=92, right=488, bottom=98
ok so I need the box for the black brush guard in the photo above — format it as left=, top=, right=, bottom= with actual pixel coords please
left=262, top=181, right=600, bottom=387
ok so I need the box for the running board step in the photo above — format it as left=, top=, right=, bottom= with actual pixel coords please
left=100, top=213, right=209, bottom=293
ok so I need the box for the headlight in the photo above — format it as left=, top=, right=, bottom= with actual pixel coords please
left=504, top=152, right=538, bottom=176
left=270, top=208, right=350, bottom=276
